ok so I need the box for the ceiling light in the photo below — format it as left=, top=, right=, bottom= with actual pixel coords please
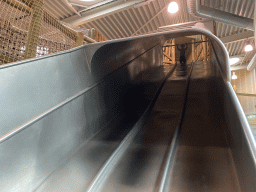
left=245, top=44, right=253, bottom=52
left=168, top=2, right=179, bottom=13
left=232, top=72, right=237, bottom=80
left=229, top=57, right=240, bottom=65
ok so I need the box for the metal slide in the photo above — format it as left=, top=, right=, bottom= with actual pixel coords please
left=0, top=28, right=256, bottom=192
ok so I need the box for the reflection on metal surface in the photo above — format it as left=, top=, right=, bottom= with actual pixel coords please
left=158, top=63, right=194, bottom=192
left=0, top=28, right=255, bottom=191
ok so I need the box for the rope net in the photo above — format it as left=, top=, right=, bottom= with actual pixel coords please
left=0, top=0, right=81, bottom=65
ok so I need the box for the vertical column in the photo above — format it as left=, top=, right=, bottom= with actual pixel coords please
left=163, top=47, right=167, bottom=63
left=192, top=39, right=195, bottom=62
left=213, top=20, right=217, bottom=36
left=75, top=32, right=84, bottom=47
left=172, top=38, right=175, bottom=64
left=96, top=30, right=99, bottom=42
left=167, top=40, right=171, bottom=63
left=91, top=28, right=96, bottom=40
left=24, top=0, right=44, bottom=59
left=202, top=35, right=207, bottom=62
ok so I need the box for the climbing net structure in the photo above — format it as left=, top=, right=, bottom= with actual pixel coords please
left=0, top=0, right=87, bottom=65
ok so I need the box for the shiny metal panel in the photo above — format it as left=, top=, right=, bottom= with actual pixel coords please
left=210, top=41, right=256, bottom=191
left=0, top=40, right=164, bottom=191
left=0, top=28, right=248, bottom=191
left=0, top=28, right=229, bottom=138
left=167, top=61, right=241, bottom=192
left=221, top=81, right=256, bottom=191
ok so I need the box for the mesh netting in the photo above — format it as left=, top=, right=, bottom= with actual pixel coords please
left=0, top=0, right=32, bottom=63
left=0, top=0, right=82, bottom=65
left=39, top=12, right=76, bottom=57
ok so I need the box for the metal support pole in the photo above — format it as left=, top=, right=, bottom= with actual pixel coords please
left=202, top=35, right=207, bottom=62
left=172, top=39, right=175, bottom=64
left=24, top=0, right=44, bottom=59
left=192, top=39, right=195, bottom=62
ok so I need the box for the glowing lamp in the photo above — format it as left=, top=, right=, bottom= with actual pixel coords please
left=232, top=72, right=237, bottom=80
left=229, top=57, right=239, bottom=65
left=168, top=2, right=179, bottom=13
left=245, top=44, right=253, bottom=52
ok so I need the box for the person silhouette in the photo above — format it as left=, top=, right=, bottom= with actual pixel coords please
left=177, top=43, right=188, bottom=64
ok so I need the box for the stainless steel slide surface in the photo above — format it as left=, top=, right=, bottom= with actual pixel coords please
left=1, top=28, right=256, bottom=191
left=36, top=61, right=252, bottom=192
left=169, top=61, right=240, bottom=191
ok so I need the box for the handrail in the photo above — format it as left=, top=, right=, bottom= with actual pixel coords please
left=226, top=82, right=256, bottom=163
left=208, top=39, right=230, bottom=81
left=209, top=39, right=256, bottom=153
